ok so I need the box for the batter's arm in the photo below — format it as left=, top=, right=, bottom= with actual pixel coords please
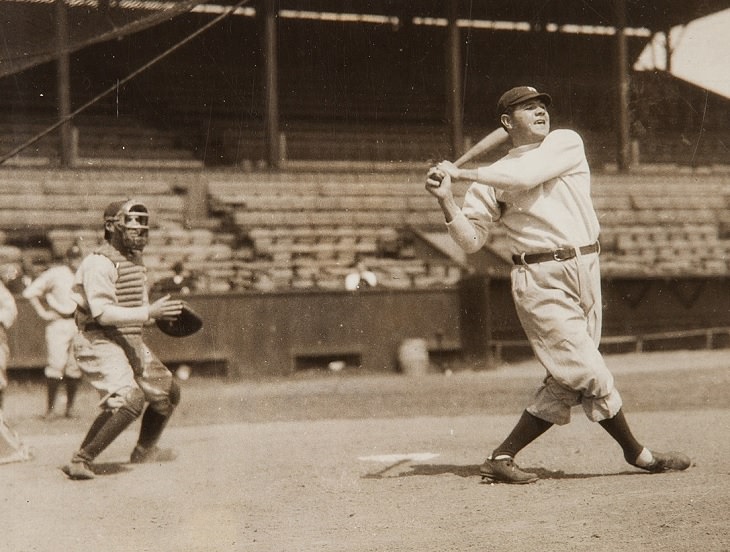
left=441, top=130, right=585, bottom=191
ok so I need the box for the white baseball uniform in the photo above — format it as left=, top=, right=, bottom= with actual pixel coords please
left=446, top=129, right=622, bottom=425
left=23, top=265, right=81, bottom=380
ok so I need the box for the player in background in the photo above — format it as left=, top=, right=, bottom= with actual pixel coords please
left=426, top=86, right=691, bottom=484
left=0, top=277, right=17, bottom=412
left=23, top=245, right=84, bottom=419
left=61, top=199, right=183, bottom=480
left=344, top=259, right=378, bottom=291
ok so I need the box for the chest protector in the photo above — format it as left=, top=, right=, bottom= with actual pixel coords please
left=96, top=243, right=147, bottom=336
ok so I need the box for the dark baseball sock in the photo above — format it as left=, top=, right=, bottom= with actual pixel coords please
left=136, top=381, right=180, bottom=451
left=76, top=406, right=139, bottom=462
left=46, top=377, right=62, bottom=413
left=80, top=410, right=113, bottom=450
left=492, top=410, right=553, bottom=459
left=598, top=409, right=645, bottom=465
left=135, top=406, right=171, bottom=451
left=64, top=378, right=80, bottom=412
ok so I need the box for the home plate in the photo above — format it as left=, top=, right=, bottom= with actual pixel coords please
left=358, top=452, right=439, bottom=463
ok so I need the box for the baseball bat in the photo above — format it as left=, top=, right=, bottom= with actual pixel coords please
left=453, top=127, right=509, bottom=166
left=430, top=126, right=509, bottom=182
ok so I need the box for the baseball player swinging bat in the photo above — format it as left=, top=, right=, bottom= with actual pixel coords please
left=427, top=126, right=509, bottom=184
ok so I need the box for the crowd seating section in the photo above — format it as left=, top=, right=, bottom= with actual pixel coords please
left=0, top=167, right=726, bottom=294
left=208, top=169, right=730, bottom=281
left=0, top=116, right=202, bottom=169
left=0, top=172, right=186, bottom=229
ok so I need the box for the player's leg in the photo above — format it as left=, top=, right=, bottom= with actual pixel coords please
left=574, top=258, right=691, bottom=472
left=64, top=387, right=145, bottom=480
left=43, top=377, right=62, bottom=419
left=480, top=264, right=583, bottom=484
left=131, top=347, right=180, bottom=463
left=0, top=341, right=9, bottom=410
left=62, top=332, right=140, bottom=480
left=61, top=320, right=82, bottom=418
left=483, top=260, right=609, bottom=483
left=131, top=379, right=180, bottom=463
left=44, top=321, right=70, bottom=419
left=481, top=410, right=552, bottom=484
left=63, top=377, right=80, bottom=418
left=598, top=409, right=691, bottom=472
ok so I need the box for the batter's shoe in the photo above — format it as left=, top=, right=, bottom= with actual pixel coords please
left=480, top=456, right=538, bottom=484
left=61, top=460, right=95, bottom=480
left=639, top=450, right=691, bottom=473
left=130, top=445, right=178, bottom=464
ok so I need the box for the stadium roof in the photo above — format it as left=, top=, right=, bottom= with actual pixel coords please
left=3, top=0, right=729, bottom=79
left=271, top=1, right=730, bottom=30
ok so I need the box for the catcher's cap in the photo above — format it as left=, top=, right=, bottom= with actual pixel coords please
left=497, top=86, right=551, bottom=116
left=103, top=200, right=127, bottom=221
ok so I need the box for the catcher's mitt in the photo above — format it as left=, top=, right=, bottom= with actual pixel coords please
left=156, top=301, right=203, bottom=338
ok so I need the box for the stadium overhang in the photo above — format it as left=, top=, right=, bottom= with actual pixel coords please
left=271, top=0, right=729, bottom=31
left=1, top=0, right=728, bottom=170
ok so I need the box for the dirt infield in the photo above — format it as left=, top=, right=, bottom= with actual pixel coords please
left=1, top=349, right=729, bottom=552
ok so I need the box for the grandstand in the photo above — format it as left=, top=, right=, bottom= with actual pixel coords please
left=0, top=165, right=726, bottom=290
left=0, top=1, right=728, bottom=376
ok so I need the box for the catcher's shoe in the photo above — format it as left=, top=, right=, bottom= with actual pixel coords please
left=130, top=445, right=178, bottom=464
left=480, top=456, right=538, bottom=484
left=639, top=451, right=691, bottom=473
left=61, top=460, right=95, bottom=480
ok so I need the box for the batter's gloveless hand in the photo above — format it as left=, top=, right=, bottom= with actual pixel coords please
left=437, top=160, right=461, bottom=180
left=425, top=166, right=453, bottom=201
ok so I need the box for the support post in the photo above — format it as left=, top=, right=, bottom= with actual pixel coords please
left=56, top=0, right=73, bottom=167
left=614, top=0, right=631, bottom=172
left=446, top=0, right=463, bottom=159
left=261, top=0, right=280, bottom=169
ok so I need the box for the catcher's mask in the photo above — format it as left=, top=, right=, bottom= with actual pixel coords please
left=104, top=199, right=150, bottom=253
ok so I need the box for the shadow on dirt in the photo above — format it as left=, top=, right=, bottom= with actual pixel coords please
left=363, top=463, right=644, bottom=480
left=90, top=462, right=133, bottom=476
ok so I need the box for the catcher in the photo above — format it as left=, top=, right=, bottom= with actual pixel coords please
left=62, top=199, right=189, bottom=480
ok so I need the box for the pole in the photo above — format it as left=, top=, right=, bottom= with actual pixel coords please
left=446, top=0, right=463, bottom=159
left=56, top=0, right=73, bottom=167
left=262, top=0, right=280, bottom=169
left=614, top=0, right=631, bottom=172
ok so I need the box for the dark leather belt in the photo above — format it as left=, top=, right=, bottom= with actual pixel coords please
left=512, top=241, right=600, bottom=265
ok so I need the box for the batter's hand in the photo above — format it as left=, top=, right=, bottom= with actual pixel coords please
left=437, top=160, right=461, bottom=180
left=149, top=294, right=184, bottom=321
left=425, top=165, right=453, bottom=200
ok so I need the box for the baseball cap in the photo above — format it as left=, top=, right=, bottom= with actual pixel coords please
left=103, top=200, right=127, bottom=221
left=497, top=86, right=551, bottom=115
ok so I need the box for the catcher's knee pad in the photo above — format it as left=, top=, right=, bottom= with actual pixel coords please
left=105, top=387, right=145, bottom=418
left=147, top=380, right=180, bottom=417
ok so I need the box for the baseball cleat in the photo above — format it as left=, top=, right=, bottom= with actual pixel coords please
left=480, top=456, right=538, bottom=484
left=130, top=445, right=178, bottom=464
left=640, top=450, right=692, bottom=473
left=61, top=460, right=95, bottom=480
